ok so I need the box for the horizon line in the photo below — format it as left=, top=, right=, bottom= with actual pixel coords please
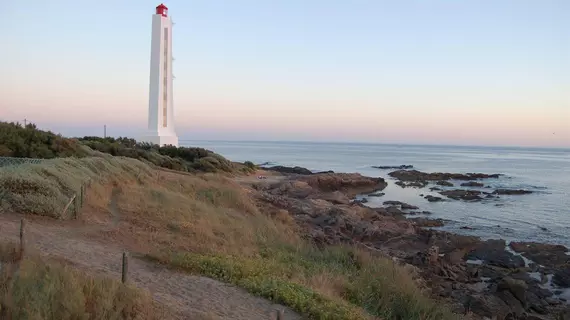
left=178, top=138, right=570, bottom=151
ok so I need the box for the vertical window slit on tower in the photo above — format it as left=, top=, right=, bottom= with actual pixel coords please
left=162, top=27, right=168, bottom=128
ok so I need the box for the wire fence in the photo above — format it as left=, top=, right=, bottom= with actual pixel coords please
left=0, top=157, right=44, bottom=213
left=0, top=157, right=44, bottom=168
left=0, top=157, right=90, bottom=219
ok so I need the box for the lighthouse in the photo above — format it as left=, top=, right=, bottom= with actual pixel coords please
left=140, top=3, right=179, bottom=147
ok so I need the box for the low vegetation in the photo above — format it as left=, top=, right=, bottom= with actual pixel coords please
left=0, top=121, right=91, bottom=159
left=0, top=155, right=153, bottom=217
left=0, top=121, right=458, bottom=319
left=0, top=121, right=252, bottom=174
left=0, top=242, right=162, bottom=319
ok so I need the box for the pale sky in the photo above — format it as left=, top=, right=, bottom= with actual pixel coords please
left=1, top=0, right=569, bottom=147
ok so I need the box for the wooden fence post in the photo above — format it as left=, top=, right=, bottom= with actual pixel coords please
left=19, top=219, right=25, bottom=254
left=122, top=252, right=129, bottom=284
left=62, top=194, right=76, bottom=219
left=79, top=184, right=84, bottom=208
left=73, top=195, right=79, bottom=219
left=276, top=309, right=284, bottom=320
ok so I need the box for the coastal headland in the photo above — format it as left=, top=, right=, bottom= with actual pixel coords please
left=0, top=121, right=569, bottom=320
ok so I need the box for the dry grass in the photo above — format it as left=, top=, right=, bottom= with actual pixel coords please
left=0, top=154, right=153, bottom=218
left=2, top=156, right=460, bottom=320
left=0, top=242, right=164, bottom=320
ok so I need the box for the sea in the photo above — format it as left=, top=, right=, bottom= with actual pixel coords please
left=182, top=140, right=570, bottom=248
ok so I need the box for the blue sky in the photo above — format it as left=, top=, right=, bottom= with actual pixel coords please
left=0, top=0, right=568, bottom=147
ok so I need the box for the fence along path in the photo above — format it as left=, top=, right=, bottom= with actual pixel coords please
left=0, top=182, right=299, bottom=320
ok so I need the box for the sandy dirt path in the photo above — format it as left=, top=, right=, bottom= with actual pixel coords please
left=0, top=214, right=301, bottom=320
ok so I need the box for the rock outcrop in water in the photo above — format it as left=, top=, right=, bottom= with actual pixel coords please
left=493, top=189, right=534, bottom=195
left=439, top=189, right=489, bottom=201
left=395, top=180, right=429, bottom=188
left=461, top=181, right=485, bottom=187
left=263, top=165, right=313, bottom=175
left=389, top=170, right=502, bottom=181
left=383, top=200, right=419, bottom=210
left=385, top=169, right=536, bottom=204
left=372, top=165, right=413, bottom=170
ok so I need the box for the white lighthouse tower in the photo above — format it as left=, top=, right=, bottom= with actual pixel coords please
left=140, top=3, right=179, bottom=147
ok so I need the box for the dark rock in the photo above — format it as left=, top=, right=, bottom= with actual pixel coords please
left=467, top=239, right=525, bottom=269
left=526, top=291, right=549, bottom=314
left=509, top=242, right=570, bottom=268
left=553, top=266, right=570, bottom=288
left=389, top=169, right=502, bottom=181
left=524, top=315, right=551, bottom=320
left=494, top=189, right=534, bottom=195
left=409, top=210, right=433, bottom=215
left=429, top=187, right=442, bottom=191
left=424, top=195, right=445, bottom=202
left=395, top=180, right=428, bottom=188
left=401, top=203, right=419, bottom=210
left=545, top=297, right=561, bottom=305
left=409, top=217, right=445, bottom=227
left=440, top=189, right=485, bottom=201
left=270, top=180, right=315, bottom=198
left=265, top=165, right=313, bottom=175
left=436, top=180, right=454, bottom=187
left=386, top=206, right=404, bottom=215
left=315, top=170, right=335, bottom=174
left=479, top=265, right=509, bottom=281
left=298, top=173, right=388, bottom=197
left=313, top=191, right=350, bottom=204
left=368, top=192, right=385, bottom=197
left=498, top=276, right=528, bottom=304
left=353, top=198, right=368, bottom=204
left=461, top=181, right=485, bottom=187
left=528, top=285, right=553, bottom=299
left=509, top=270, right=538, bottom=284
left=464, top=294, right=510, bottom=319
left=495, top=290, right=525, bottom=316
left=382, top=200, right=419, bottom=210
left=372, top=165, right=413, bottom=170
left=460, top=226, right=475, bottom=230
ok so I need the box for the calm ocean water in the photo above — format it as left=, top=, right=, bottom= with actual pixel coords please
left=182, top=140, right=570, bottom=247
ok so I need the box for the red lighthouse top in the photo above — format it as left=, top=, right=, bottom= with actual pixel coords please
left=156, top=3, right=168, bottom=17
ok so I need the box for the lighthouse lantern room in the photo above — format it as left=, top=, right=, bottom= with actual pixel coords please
left=156, top=4, right=168, bottom=17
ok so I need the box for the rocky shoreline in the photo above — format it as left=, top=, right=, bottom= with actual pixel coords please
left=250, top=165, right=570, bottom=320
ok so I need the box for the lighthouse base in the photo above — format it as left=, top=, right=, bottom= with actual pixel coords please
left=139, top=134, right=179, bottom=147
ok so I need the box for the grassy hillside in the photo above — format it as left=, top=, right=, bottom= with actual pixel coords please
left=0, top=121, right=253, bottom=174
left=0, top=121, right=459, bottom=319
left=0, top=154, right=459, bottom=320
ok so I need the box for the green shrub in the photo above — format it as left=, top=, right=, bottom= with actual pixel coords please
left=0, top=121, right=237, bottom=174
left=0, top=122, right=89, bottom=158
left=244, top=161, right=256, bottom=170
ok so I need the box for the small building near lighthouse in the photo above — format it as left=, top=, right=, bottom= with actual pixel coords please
left=140, top=3, right=179, bottom=147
